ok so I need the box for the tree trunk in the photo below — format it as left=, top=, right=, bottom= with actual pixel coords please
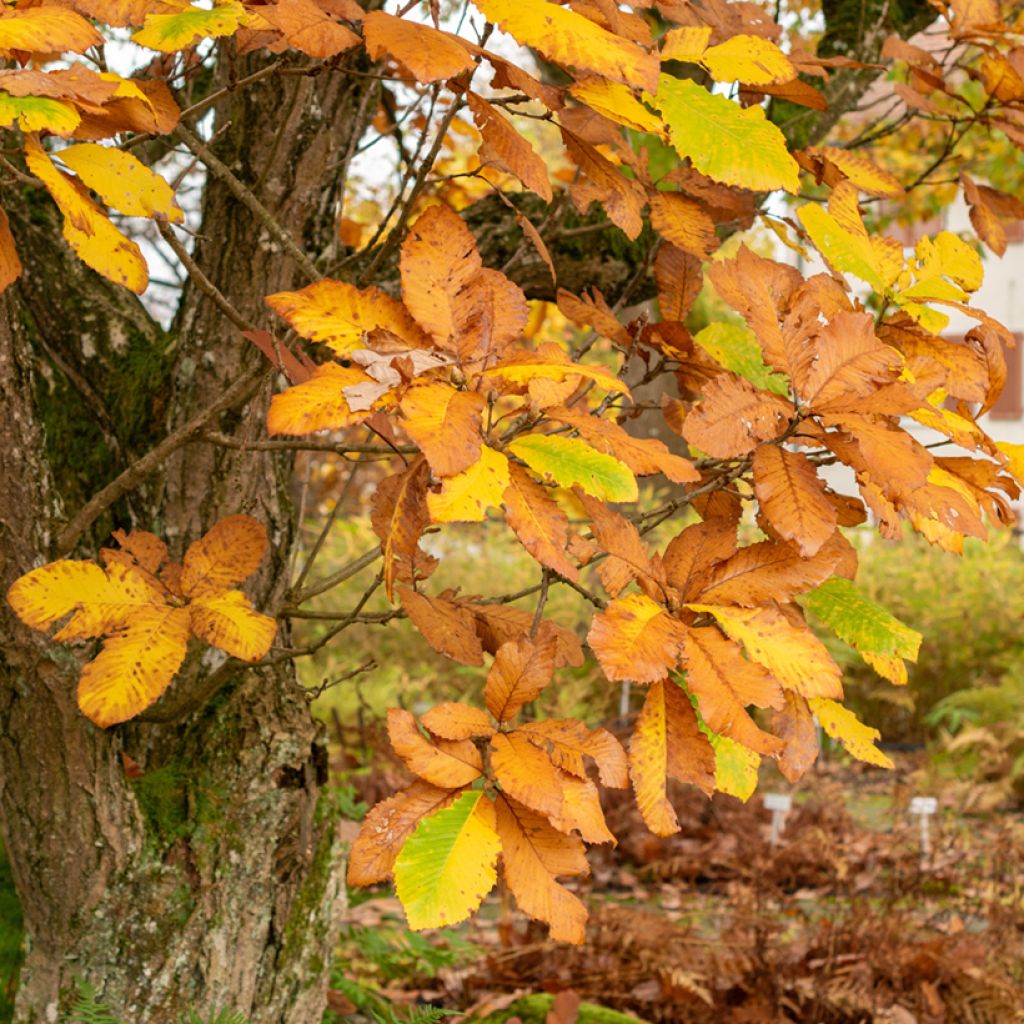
left=0, top=53, right=380, bottom=1024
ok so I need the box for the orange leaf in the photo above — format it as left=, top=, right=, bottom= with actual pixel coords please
left=562, top=129, right=646, bottom=240
left=266, top=362, right=376, bottom=436
left=549, top=773, right=615, bottom=844
left=490, top=730, right=564, bottom=820
left=347, top=780, right=460, bottom=885
left=266, top=279, right=429, bottom=355
left=654, top=244, right=703, bottom=323
left=520, top=719, right=628, bottom=788
left=0, top=207, right=21, bottom=295
left=257, top=0, right=359, bottom=57
left=484, top=636, right=557, bottom=722
left=188, top=590, right=277, bottom=662
left=574, top=489, right=660, bottom=600
left=648, top=191, right=718, bottom=259
left=397, top=586, right=484, bottom=666
left=468, top=92, right=553, bottom=202
left=453, top=268, right=530, bottom=364
left=629, top=679, right=715, bottom=836
left=421, top=702, right=495, bottom=741
left=495, top=794, right=589, bottom=944
left=387, top=708, right=483, bottom=788
left=752, top=445, right=838, bottom=557
left=682, top=374, right=793, bottom=459
left=501, top=463, right=580, bottom=582
left=772, top=691, right=819, bottom=783
left=400, top=205, right=482, bottom=349
left=662, top=519, right=738, bottom=600
left=469, top=600, right=584, bottom=668
left=681, top=627, right=784, bottom=755
left=372, top=459, right=434, bottom=600
left=399, top=383, right=485, bottom=478
left=180, top=514, right=267, bottom=597
left=587, top=594, right=686, bottom=683
left=363, top=12, right=475, bottom=83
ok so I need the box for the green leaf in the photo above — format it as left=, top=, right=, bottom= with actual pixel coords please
left=393, top=791, right=500, bottom=930
left=801, top=577, right=921, bottom=660
left=693, top=321, right=789, bottom=395
left=652, top=76, right=800, bottom=194
left=0, top=92, right=79, bottom=136
left=508, top=434, right=638, bottom=502
left=797, top=204, right=884, bottom=291
left=133, top=1, right=243, bottom=52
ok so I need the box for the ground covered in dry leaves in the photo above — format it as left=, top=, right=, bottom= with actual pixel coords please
left=333, top=749, right=1024, bottom=1024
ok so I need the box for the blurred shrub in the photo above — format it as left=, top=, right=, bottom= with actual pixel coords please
left=830, top=531, right=1024, bottom=743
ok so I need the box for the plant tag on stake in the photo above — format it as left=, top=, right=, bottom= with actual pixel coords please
left=909, top=796, right=938, bottom=862
left=763, top=792, right=791, bottom=848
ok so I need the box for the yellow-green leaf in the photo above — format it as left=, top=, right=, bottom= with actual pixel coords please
left=508, top=434, right=637, bottom=502
left=701, top=36, right=795, bottom=85
left=0, top=93, right=80, bottom=136
left=693, top=321, right=789, bottom=395
left=797, top=204, right=884, bottom=291
left=708, top=732, right=760, bottom=801
left=59, top=144, right=183, bottom=222
left=133, top=1, right=243, bottom=52
left=654, top=75, right=800, bottom=194
left=809, top=698, right=893, bottom=769
left=393, top=790, right=501, bottom=930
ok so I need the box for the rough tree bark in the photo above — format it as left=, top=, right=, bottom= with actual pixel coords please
left=0, top=1, right=941, bottom=1018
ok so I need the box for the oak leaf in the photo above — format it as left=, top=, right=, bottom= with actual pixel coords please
left=266, top=362, right=375, bottom=436
left=467, top=92, right=553, bottom=202
left=519, top=719, right=628, bottom=788
left=396, top=586, right=484, bottom=666
left=501, top=464, right=580, bottom=581
left=682, top=374, right=793, bottom=459
left=421, top=702, right=495, bottom=741
left=508, top=434, right=637, bottom=503
left=491, top=730, right=565, bottom=820
left=371, top=459, right=434, bottom=600
left=399, top=383, right=485, bottom=478
left=772, top=691, right=819, bottom=783
left=427, top=445, right=511, bottom=523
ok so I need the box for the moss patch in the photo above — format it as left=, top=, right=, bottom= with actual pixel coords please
left=0, top=841, right=24, bottom=1024
left=479, top=994, right=647, bottom=1024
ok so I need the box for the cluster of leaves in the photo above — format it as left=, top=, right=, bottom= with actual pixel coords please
left=7, top=517, right=275, bottom=727
left=5, top=0, right=1024, bottom=948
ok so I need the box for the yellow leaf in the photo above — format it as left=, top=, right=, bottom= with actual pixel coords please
left=0, top=6, right=102, bottom=54
left=808, top=698, right=894, bottom=769
left=266, top=279, right=429, bottom=355
left=394, top=790, right=500, bottom=930
left=472, top=0, right=658, bottom=92
left=363, top=13, right=474, bottom=83
left=629, top=679, right=715, bottom=836
left=133, top=1, right=243, bottom=52
left=660, top=26, right=712, bottom=63
left=7, top=560, right=161, bottom=641
left=569, top=77, right=666, bottom=137
left=708, top=731, right=760, bottom=801
left=427, top=445, right=511, bottom=523
left=483, top=346, right=630, bottom=399
left=189, top=589, right=277, bottom=662
left=914, top=232, right=984, bottom=293
left=59, top=144, right=183, bottom=222
left=701, top=36, right=795, bottom=85
left=688, top=604, right=843, bottom=699
left=814, top=146, right=904, bottom=198
left=24, top=137, right=147, bottom=294
left=181, top=514, right=267, bottom=596
left=587, top=593, right=685, bottom=684
left=78, top=605, right=192, bottom=728
left=654, top=75, right=800, bottom=194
